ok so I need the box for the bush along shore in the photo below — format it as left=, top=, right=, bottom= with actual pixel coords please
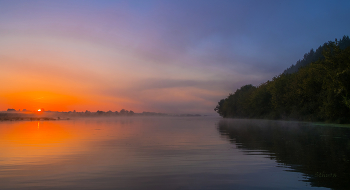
left=0, top=113, right=69, bottom=121
left=215, top=36, right=350, bottom=123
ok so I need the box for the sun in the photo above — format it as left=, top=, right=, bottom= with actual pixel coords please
left=38, top=109, right=41, bottom=112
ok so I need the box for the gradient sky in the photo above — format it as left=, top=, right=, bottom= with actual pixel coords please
left=1, top=0, right=349, bottom=114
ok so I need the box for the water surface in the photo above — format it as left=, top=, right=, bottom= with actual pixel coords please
left=0, top=117, right=349, bottom=189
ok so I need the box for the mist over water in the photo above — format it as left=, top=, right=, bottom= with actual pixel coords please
left=0, top=117, right=348, bottom=189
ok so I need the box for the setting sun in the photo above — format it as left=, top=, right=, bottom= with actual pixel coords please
left=0, top=1, right=349, bottom=190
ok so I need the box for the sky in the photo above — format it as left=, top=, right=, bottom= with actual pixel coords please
left=0, top=0, right=349, bottom=114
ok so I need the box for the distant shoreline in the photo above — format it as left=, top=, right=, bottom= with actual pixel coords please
left=0, top=112, right=206, bottom=121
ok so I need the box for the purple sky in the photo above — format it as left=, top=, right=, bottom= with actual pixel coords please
left=1, top=0, right=349, bottom=114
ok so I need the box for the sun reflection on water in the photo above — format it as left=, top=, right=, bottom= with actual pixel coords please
left=0, top=119, right=131, bottom=167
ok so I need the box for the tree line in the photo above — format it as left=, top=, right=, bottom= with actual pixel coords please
left=215, top=36, right=350, bottom=123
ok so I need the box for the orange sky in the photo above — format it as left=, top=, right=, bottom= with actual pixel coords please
left=2, top=1, right=347, bottom=113
left=0, top=34, right=234, bottom=113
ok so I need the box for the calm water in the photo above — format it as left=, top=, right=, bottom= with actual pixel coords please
left=0, top=117, right=349, bottom=189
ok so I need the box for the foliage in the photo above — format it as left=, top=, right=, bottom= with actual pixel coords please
left=215, top=36, right=350, bottom=123
left=284, top=35, right=350, bottom=74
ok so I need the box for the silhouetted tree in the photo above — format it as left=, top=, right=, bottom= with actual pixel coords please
left=120, top=109, right=129, bottom=115
left=97, top=110, right=105, bottom=115
left=215, top=36, right=350, bottom=123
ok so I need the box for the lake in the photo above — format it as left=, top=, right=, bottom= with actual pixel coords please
left=0, top=116, right=349, bottom=189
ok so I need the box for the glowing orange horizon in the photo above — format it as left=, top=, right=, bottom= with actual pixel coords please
left=1, top=91, right=97, bottom=112
left=0, top=34, right=219, bottom=115
left=0, top=90, right=140, bottom=113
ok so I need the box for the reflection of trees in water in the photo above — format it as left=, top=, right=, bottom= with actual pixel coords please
left=217, top=119, right=350, bottom=190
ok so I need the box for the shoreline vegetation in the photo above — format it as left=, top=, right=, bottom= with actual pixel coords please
left=0, top=110, right=204, bottom=121
left=215, top=36, right=350, bottom=124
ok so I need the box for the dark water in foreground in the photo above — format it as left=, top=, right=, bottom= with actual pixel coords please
left=0, top=117, right=349, bottom=190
